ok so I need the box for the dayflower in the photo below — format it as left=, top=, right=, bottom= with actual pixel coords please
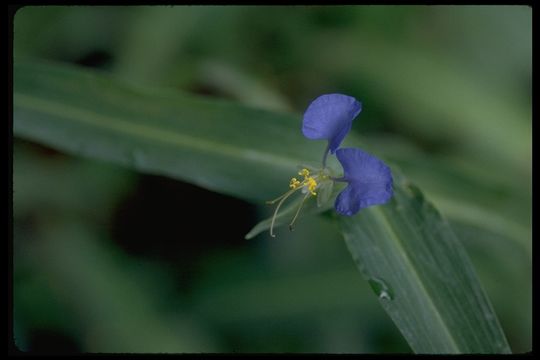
left=266, top=93, right=393, bottom=237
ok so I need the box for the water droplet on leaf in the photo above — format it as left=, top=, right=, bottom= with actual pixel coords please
left=368, top=277, right=394, bottom=301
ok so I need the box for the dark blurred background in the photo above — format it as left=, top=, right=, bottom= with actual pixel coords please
left=13, top=6, right=531, bottom=353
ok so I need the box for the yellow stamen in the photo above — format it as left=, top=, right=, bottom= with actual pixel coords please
left=266, top=187, right=296, bottom=204
left=269, top=188, right=298, bottom=237
left=289, top=192, right=311, bottom=231
left=289, top=177, right=301, bottom=189
left=267, top=170, right=322, bottom=237
left=306, top=177, right=318, bottom=195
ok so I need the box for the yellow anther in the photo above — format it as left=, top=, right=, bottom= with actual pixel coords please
left=289, top=177, right=301, bottom=189
left=298, top=168, right=310, bottom=178
left=306, top=177, right=318, bottom=196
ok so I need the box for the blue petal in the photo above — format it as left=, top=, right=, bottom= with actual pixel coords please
left=334, top=148, right=393, bottom=216
left=302, top=94, right=362, bottom=153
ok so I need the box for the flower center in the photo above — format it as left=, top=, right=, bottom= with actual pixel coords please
left=266, top=168, right=334, bottom=237
left=289, top=168, right=319, bottom=195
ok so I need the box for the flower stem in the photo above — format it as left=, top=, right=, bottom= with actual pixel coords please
left=322, top=143, right=330, bottom=169
left=269, top=188, right=299, bottom=237
left=266, top=188, right=296, bottom=204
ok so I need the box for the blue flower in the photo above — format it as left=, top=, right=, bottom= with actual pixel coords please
left=302, top=94, right=362, bottom=155
left=264, top=93, right=392, bottom=237
left=334, top=148, right=393, bottom=216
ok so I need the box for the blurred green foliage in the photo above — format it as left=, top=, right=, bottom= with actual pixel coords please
left=13, top=5, right=531, bottom=353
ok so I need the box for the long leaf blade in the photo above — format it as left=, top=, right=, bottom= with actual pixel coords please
left=339, top=170, right=511, bottom=354
left=13, top=59, right=320, bottom=203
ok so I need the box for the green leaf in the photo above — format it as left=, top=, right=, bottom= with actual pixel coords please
left=13, top=59, right=512, bottom=353
left=339, top=170, right=511, bottom=354
left=359, top=134, right=531, bottom=258
left=13, top=58, right=321, bottom=203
